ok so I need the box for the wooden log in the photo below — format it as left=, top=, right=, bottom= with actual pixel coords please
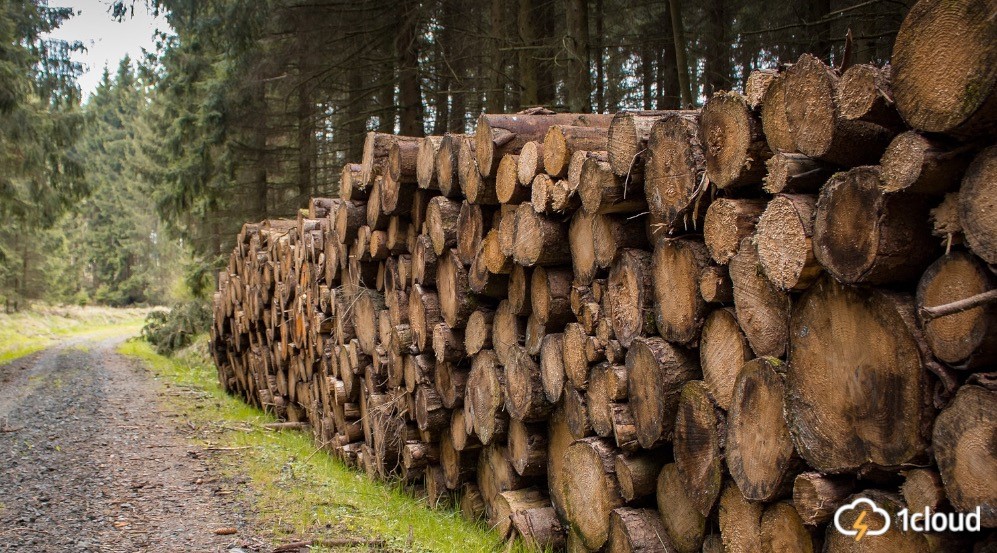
left=517, top=140, right=544, bottom=186
left=562, top=437, right=626, bottom=551
left=837, top=63, right=904, bottom=129
left=760, top=70, right=796, bottom=154
left=744, top=69, right=778, bottom=110
left=481, top=228, right=512, bottom=275
left=412, top=234, right=437, bottom=286
left=762, top=152, right=832, bottom=195
left=562, top=322, right=594, bottom=390
left=702, top=198, right=766, bottom=265
left=437, top=248, right=481, bottom=328
left=440, top=429, right=477, bottom=489
left=756, top=194, right=822, bottom=291
left=759, top=501, right=817, bottom=553
left=490, top=487, right=549, bottom=539
left=579, top=154, right=646, bottom=215
left=729, top=237, right=790, bottom=358
left=916, top=251, right=997, bottom=369
left=607, top=110, right=694, bottom=177
left=434, top=359, right=468, bottom=409
left=880, top=131, right=972, bottom=195
left=507, top=418, right=547, bottom=477
left=615, top=453, right=663, bottom=502
left=891, top=0, right=997, bottom=138
left=726, top=357, right=800, bottom=502
left=496, top=154, right=529, bottom=204
left=340, top=163, right=366, bottom=201
left=416, top=135, right=443, bottom=189
left=365, top=178, right=388, bottom=231
left=626, top=336, right=699, bottom=449
left=512, top=203, right=572, bottom=266
left=656, top=463, right=706, bottom=553
left=432, top=322, right=465, bottom=363
left=457, top=201, right=490, bottom=265
left=427, top=196, right=461, bottom=256
left=822, top=490, right=929, bottom=552
left=607, top=249, right=655, bottom=348
left=569, top=210, right=598, bottom=285
left=644, top=113, right=708, bottom=237
left=530, top=266, right=573, bottom=329
left=464, top=308, right=494, bottom=356
left=476, top=443, right=529, bottom=520
left=958, top=145, right=997, bottom=264
left=493, top=299, right=525, bottom=366
left=588, top=362, right=628, bottom=438
left=651, top=237, right=710, bottom=345
left=414, top=385, right=448, bottom=432
left=792, top=472, right=856, bottom=526
left=699, top=265, right=733, bottom=304
left=540, top=333, right=566, bottom=404
left=459, top=138, right=500, bottom=205
left=387, top=138, right=420, bottom=184
left=593, top=214, right=649, bottom=270
left=901, top=468, right=946, bottom=514
left=544, top=125, right=609, bottom=178
left=700, top=91, right=771, bottom=189
left=546, top=405, right=574, bottom=522
left=932, top=384, right=996, bottom=527
left=784, top=54, right=894, bottom=166
left=815, top=166, right=937, bottom=284
left=475, top=112, right=613, bottom=178
left=607, top=508, right=674, bottom=553
left=718, top=483, right=763, bottom=553
left=435, top=133, right=467, bottom=198
left=460, top=482, right=487, bottom=520
left=465, top=350, right=508, bottom=445
left=787, top=276, right=930, bottom=473
left=673, top=381, right=725, bottom=517
left=529, top=173, right=555, bottom=214
left=507, top=264, right=531, bottom=316
left=510, top=505, right=565, bottom=551
left=563, top=384, right=593, bottom=439
left=505, top=345, right=553, bottom=422
left=699, top=308, right=753, bottom=410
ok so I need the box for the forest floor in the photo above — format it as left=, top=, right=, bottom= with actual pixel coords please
left=0, top=314, right=512, bottom=553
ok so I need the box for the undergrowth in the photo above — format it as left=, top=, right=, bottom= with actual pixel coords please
left=120, top=336, right=526, bottom=552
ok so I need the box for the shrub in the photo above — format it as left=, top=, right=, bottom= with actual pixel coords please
left=141, top=300, right=211, bottom=355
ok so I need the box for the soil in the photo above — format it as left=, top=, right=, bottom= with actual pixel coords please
left=0, top=335, right=265, bottom=552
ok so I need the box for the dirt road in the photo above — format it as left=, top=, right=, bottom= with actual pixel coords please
left=0, top=335, right=262, bottom=552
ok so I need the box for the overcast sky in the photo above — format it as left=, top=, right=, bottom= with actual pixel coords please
left=46, top=1, right=170, bottom=98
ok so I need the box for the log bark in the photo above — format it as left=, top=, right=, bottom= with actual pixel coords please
left=673, top=380, right=725, bottom=517
left=787, top=276, right=930, bottom=473
left=891, top=0, right=997, bottom=138
left=432, top=322, right=465, bottom=363
left=626, top=336, right=699, bottom=449
left=702, top=198, right=765, bottom=265
left=729, top=237, right=790, bottom=358
left=656, top=463, right=705, bottom=553
left=814, top=166, right=937, bottom=285
left=700, top=91, right=771, bottom=189
left=699, top=307, right=753, bottom=410
left=726, top=357, right=800, bottom=502
left=916, top=251, right=997, bottom=369
left=340, top=163, right=366, bottom=201
left=756, top=194, right=822, bottom=291
left=607, top=507, right=675, bottom=553
left=784, top=54, right=894, bottom=166
left=932, top=384, right=996, bottom=527
left=407, top=284, right=441, bottom=352
left=958, top=145, right=997, bottom=264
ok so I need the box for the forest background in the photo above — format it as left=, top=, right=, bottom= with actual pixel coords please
left=0, top=0, right=909, bottom=311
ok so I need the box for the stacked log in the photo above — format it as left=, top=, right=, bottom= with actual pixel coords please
left=210, top=2, right=996, bottom=549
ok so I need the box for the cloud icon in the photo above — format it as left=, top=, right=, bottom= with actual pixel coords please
left=834, top=498, right=891, bottom=541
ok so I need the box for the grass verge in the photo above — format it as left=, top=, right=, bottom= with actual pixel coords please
left=119, top=337, right=520, bottom=553
left=0, top=305, right=151, bottom=365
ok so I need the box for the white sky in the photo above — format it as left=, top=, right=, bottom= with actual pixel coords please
left=46, top=1, right=171, bottom=98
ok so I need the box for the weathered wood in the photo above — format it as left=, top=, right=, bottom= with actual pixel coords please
left=673, top=380, right=725, bottom=517
left=700, top=91, right=771, bottom=189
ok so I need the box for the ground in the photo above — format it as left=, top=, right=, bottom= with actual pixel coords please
left=0, top=335, right=265, bottom=552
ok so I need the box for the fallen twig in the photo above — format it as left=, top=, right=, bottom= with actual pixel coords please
left=273, top=537, right=387, bottom=552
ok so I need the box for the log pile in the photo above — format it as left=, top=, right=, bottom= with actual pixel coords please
left=210, top=2, right=996, bottom=550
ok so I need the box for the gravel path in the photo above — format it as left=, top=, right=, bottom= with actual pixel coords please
left=0, top=335, right=263, bottom=552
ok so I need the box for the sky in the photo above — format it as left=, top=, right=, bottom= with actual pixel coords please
left=46, top=1, right=171, bottom=98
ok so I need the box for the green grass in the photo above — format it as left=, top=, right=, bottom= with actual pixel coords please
left=0, top=304, right=151, bottom=364
left=120, top=337, right=524, bottom=553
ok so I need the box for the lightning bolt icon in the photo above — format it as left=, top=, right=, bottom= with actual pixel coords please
left=852, top=510, right=869, bottom=542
